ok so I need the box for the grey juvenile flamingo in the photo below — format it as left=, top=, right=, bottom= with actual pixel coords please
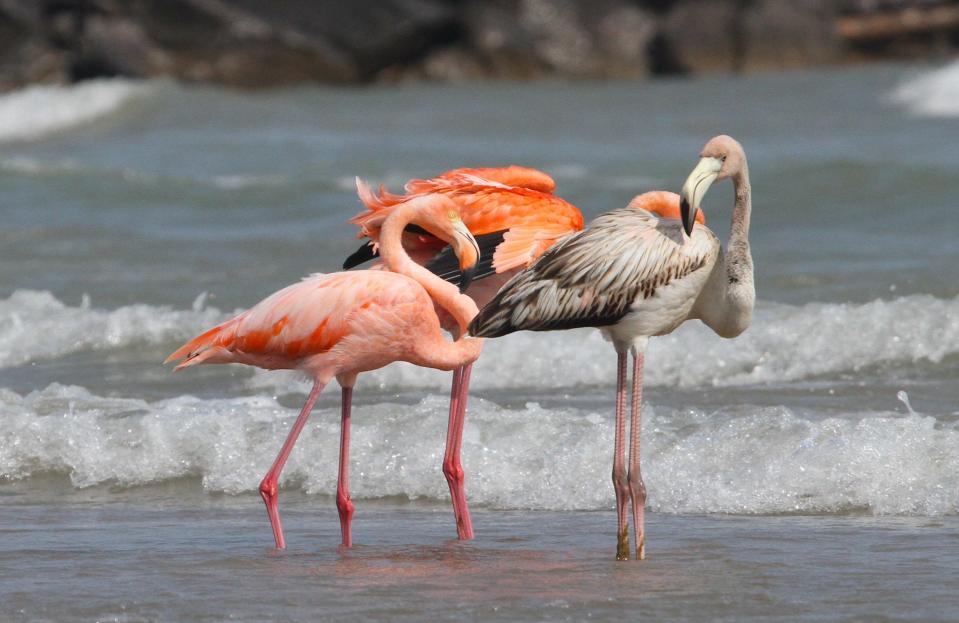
left=469, top=135, right=755, bottom=560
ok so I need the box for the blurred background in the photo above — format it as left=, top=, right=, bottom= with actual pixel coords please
left=1, top=0, right=959, bottom=89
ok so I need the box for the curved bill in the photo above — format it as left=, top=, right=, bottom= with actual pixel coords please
left=451, top=219, right=480, bottom=293
left=680, top=156, right=722, bottom=236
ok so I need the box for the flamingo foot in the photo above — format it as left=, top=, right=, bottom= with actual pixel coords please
left=336, top=491, right=355, bottom=547
left=616, top=524, right=630, bottom=561
left=442, top=460, right=474, bottom=540
left=259, top=477, right=286, bottom=549
left=636, top=534, right=646, bottom=561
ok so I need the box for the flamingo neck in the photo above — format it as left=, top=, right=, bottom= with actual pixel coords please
left=416, top=331, right=484, bottom=370
left=715, top=160, right=755, bottom=336
left=730, top=163, right=751, bottom=245
left=694, top=157, right=755, bottom=338
left=379, top=200, right=480, bottom=335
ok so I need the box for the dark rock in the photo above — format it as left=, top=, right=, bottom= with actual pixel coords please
left=0, top=0, right=953, bottom=89
left=660, top=0, right=748, bottom=73
left=742, top=0, right=841, bottom=69
left=660, top=0, right=842, bottom=73
left=461, top=0, right=656, bottom=79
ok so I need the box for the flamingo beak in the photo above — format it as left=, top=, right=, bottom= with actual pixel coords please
left=680, top=156, right=722, bottom=236
left=459, top=265, right=476, bottom=293
left=451, top=219, right=480, bottom=293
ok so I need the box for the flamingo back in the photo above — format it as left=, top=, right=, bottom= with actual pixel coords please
left=469, top=202, right=719, bottom=339
left=629, top=190, right=705, bottom=225
left=166, top=271, right=440, bottom=377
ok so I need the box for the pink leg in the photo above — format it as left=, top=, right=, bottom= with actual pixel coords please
left=442, top=366, right=463, bottom=531
left=259, top=379, right=326, bottom=549
left=443, top=364, right=475, bottom=540
left=336, top=386, right=355, bottom=547
left=612, top=351, right=630, bottom=561
left=628, top=352, right=648, bottom=560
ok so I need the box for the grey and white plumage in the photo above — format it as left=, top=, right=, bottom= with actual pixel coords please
left=469, top=195, right=720, bottom=349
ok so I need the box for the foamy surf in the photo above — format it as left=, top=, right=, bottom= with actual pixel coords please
left=889, top=61, right=959, bottom=117
left=2, top=383, right=957, bottom=515
left=3, top=290, right=958, bottom=389
left=0, top=290, right=227, bottom=368
left=0, top=79, right=152, bottom=142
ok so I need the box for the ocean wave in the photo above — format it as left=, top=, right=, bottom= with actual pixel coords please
left=2, top=289, right=958, bottom=389
left=0, top=79, right=152, bottom=142
left=0, top=290, right=227, bottom=368
left=2, top=384, right=957, bottom=515
left=890, top=61, right=959, bottom=117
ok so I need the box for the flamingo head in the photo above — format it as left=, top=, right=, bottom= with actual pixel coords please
left=414, top=196, right=481, bottom=292
left=680, top=134, right=745, bottom=236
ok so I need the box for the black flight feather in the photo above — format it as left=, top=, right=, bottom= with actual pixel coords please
left=341, top=224, right=434, bottom=269
left=425, top=230, right=506, bottom=287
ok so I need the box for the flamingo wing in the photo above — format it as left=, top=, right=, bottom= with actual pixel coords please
left=469, top=207, right=716, bottom=338
left=350, top=165, right=555, bottom=234
left=346, top=167, right=581, bottom=263
left=411, top=165, right=557, bottom=194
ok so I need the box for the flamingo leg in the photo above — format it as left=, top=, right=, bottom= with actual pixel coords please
left=336, top=386, right=356, bottom=547
left=443, top=363, right=475, bottom=539
left=612, top=351, right=630, bottom=560
left=628, top=352, right=648, bottom=560
left=259, top=379, right=326, bottom=550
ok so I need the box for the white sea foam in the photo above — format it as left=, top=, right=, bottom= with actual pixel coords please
left=0, top=79, right=151, bottom=142
left=2, top=383, right=957, bottom=515
left=890, top=61, right=959, bottom=117
left=0, top=290, right=228, bottom=368
left=3, top=290, right=958, bottom=390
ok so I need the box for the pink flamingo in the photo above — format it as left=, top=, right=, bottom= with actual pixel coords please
left=165, top=195, right=484, bottom=549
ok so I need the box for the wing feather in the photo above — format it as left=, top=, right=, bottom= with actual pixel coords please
left=345, top=168, right=583, bottom=285
left=469, top=208, right=715, bottom=337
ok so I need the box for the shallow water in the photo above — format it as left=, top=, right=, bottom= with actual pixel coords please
left=1, top=61, right=959, bottom=620
left=4, top=485, right=959, bottom=622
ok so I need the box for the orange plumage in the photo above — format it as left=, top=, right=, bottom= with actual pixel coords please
left=628, top=190, right=706, bottom=225
left=351, top=165, right=584, bottom=274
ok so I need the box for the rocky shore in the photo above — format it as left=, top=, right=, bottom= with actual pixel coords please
left=1, top=0, right=957, bottom=90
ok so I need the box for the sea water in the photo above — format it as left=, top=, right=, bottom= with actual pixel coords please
left=1, top=63, right=958, bottom=621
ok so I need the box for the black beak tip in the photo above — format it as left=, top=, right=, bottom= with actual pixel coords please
left=459, top=267, right=476, bottom=293
left=679, top=195, right=695, bottom=236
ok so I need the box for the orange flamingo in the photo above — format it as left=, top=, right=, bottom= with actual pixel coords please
left=344, top=165, right=584, bottom=309
left=165, top=195, right=484, bottom=549
left=342, top=166, right=583, bottom=529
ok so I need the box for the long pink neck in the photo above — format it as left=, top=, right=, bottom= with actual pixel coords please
left=379, top=198, right=480, bottom=335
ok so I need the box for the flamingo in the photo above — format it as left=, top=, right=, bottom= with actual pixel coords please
left=341, top=165, right=584, bottom=539
left=344, top=165, right=584, bottom=301
left=468, top=136, right=755, bottom=560
left=165, top=195, right=484, bottom=549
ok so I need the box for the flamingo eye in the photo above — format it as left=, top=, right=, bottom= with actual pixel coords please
left=447, top=210, right=458, bottom=220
